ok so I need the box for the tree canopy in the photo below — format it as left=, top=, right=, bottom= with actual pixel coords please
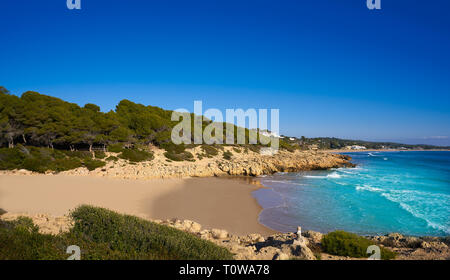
left=0, top=88, right=177, bottom=150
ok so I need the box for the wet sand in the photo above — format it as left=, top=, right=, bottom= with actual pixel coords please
left=0, top=175, right=275, bottom=236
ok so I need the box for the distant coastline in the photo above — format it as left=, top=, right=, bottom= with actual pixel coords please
left=328, top=149, right=450, bottom=153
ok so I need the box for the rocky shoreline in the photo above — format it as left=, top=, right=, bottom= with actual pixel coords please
left=3, top=149, right=447, bottom=260
left=1, top=148, right=354, bottom=179
left=1, top=212, right=448, bottom=260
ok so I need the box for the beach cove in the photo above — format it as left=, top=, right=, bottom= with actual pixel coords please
left=0, top=175, right=273, bottom=236
left=1, top=150, right=449, bottom=260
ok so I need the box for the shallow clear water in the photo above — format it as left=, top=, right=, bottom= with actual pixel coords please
left=254, top=151, right=450, bottom=236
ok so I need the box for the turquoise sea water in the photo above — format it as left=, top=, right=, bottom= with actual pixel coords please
left=254, top=151, right=450, bottom=236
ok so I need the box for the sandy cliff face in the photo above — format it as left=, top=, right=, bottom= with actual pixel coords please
left=55, top=148, right=354, bottom=179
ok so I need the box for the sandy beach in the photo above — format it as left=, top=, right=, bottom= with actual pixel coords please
left=0, top=150, right=351, bottom=237
left=0, top=175, right=275, bottom=236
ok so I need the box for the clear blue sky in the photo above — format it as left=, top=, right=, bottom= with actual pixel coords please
left=1, top=0, right=449, bottom=145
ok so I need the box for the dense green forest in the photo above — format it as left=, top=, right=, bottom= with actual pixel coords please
left=0, top=85, right=446, bottom=173
left=0, top=86, right=281, bottom=150
left=0, top=86, right=292, bottom=171
left=286, top=136, right=450, bottom=150
left=0, top=86, right=178, bottom=151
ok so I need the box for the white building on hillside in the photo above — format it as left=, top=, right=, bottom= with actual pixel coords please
left=259, top=130, right=282, bottom=138
left=345, top=145, right=367, bottom=150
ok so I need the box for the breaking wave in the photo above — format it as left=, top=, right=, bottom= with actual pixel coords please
left=255, top=151, right=450, bottom=236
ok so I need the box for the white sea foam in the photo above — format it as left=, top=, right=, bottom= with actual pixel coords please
left=355, top=184, right=384, bottom=192
left=350, top=166, right=368, bottom=171
left=303, top=175, right=327, bottom=179
left=394, top=200, right=450, bottom=235
left=258, top=151, right=450, bottom=236
left=353, top=179, right=450, bottom=234
left=336, top=168, right=358, bottom=175
left=381, top=190, right=450, bottom=235
left=334, top=181, right=350, bottom=186
left=327, top=172, right=342, bottom=178
left=304, top=172, right=343, bottom=179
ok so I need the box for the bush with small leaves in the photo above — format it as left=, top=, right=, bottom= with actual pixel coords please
left=161, top=143, right=194, bottom=162
left=83, top=159, right=106, bottom=171
left=232, top=147, right=241, bottom=153
left=107, top=144, right=124, bottom=153
left=94, top=151, right=106, bottom=159
left=321, top=231, right=396, bottom=260
left=223, top=151, right=233, bottom=160
left=201, top=145, right=219, bottom=158
left=106, top=156, right=118, bottom=161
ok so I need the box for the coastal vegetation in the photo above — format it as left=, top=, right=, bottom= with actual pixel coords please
left=201, top=144, right=220, bottom=158
left=223, top=150, right=233, bottom=160
left=0, top=145, right=105, bottom=173
left=1, top=86, right=444, bottom=173
left=0, top=87, right=289, bottom=152
left=0, top=205, right=233, bottom=260
left=118, top=148, right=154, bottom=162
left=0, top=87, right=296, bottom=172
left=286, top=136, right=449, bottom=150
left=321, top=230, right=396, bottom=260
left=2, top=206, right=449, bottom=260
left=161, top=142, right=195, bottom=162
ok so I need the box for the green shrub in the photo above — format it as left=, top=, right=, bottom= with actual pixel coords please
left=280, top=140, right=296, bottom=152
left=223, top=151, right=233, bottom=160
left=0, top=206, right=234, bottom=260
left=53, top=157, right=83, bottom=171
left=22, top=157, right=47, bottom=173
left=164, top=151, right=194, bottom=162
left=0, top=147, right=27, bottom=170
left=161, top=143, right=194, bottom=161
left=201, top=145, right=219, bottom=158
left=0, top=147, right=88, bottom=173
left=161, top=142, right=186, bottom=154
left=106, top=156, right=118, bottom=161
left=321, top=231, right=396, bottom=260
left=232, top=147, right=241, bottom=153
left=83, top=159, right=106, bottom=171
left=0, top=217, right=63, bottom=260
left=70, top=205, right=233, bottom=260
left=94, top=151, right=106, bottom=159
left=119, top=149, right=153, bottom=162
left=246, top=145, right=261, bottom=153
left=107, top=144, right=124, bottom=153
left=0, top=216, right=122, bottom=260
